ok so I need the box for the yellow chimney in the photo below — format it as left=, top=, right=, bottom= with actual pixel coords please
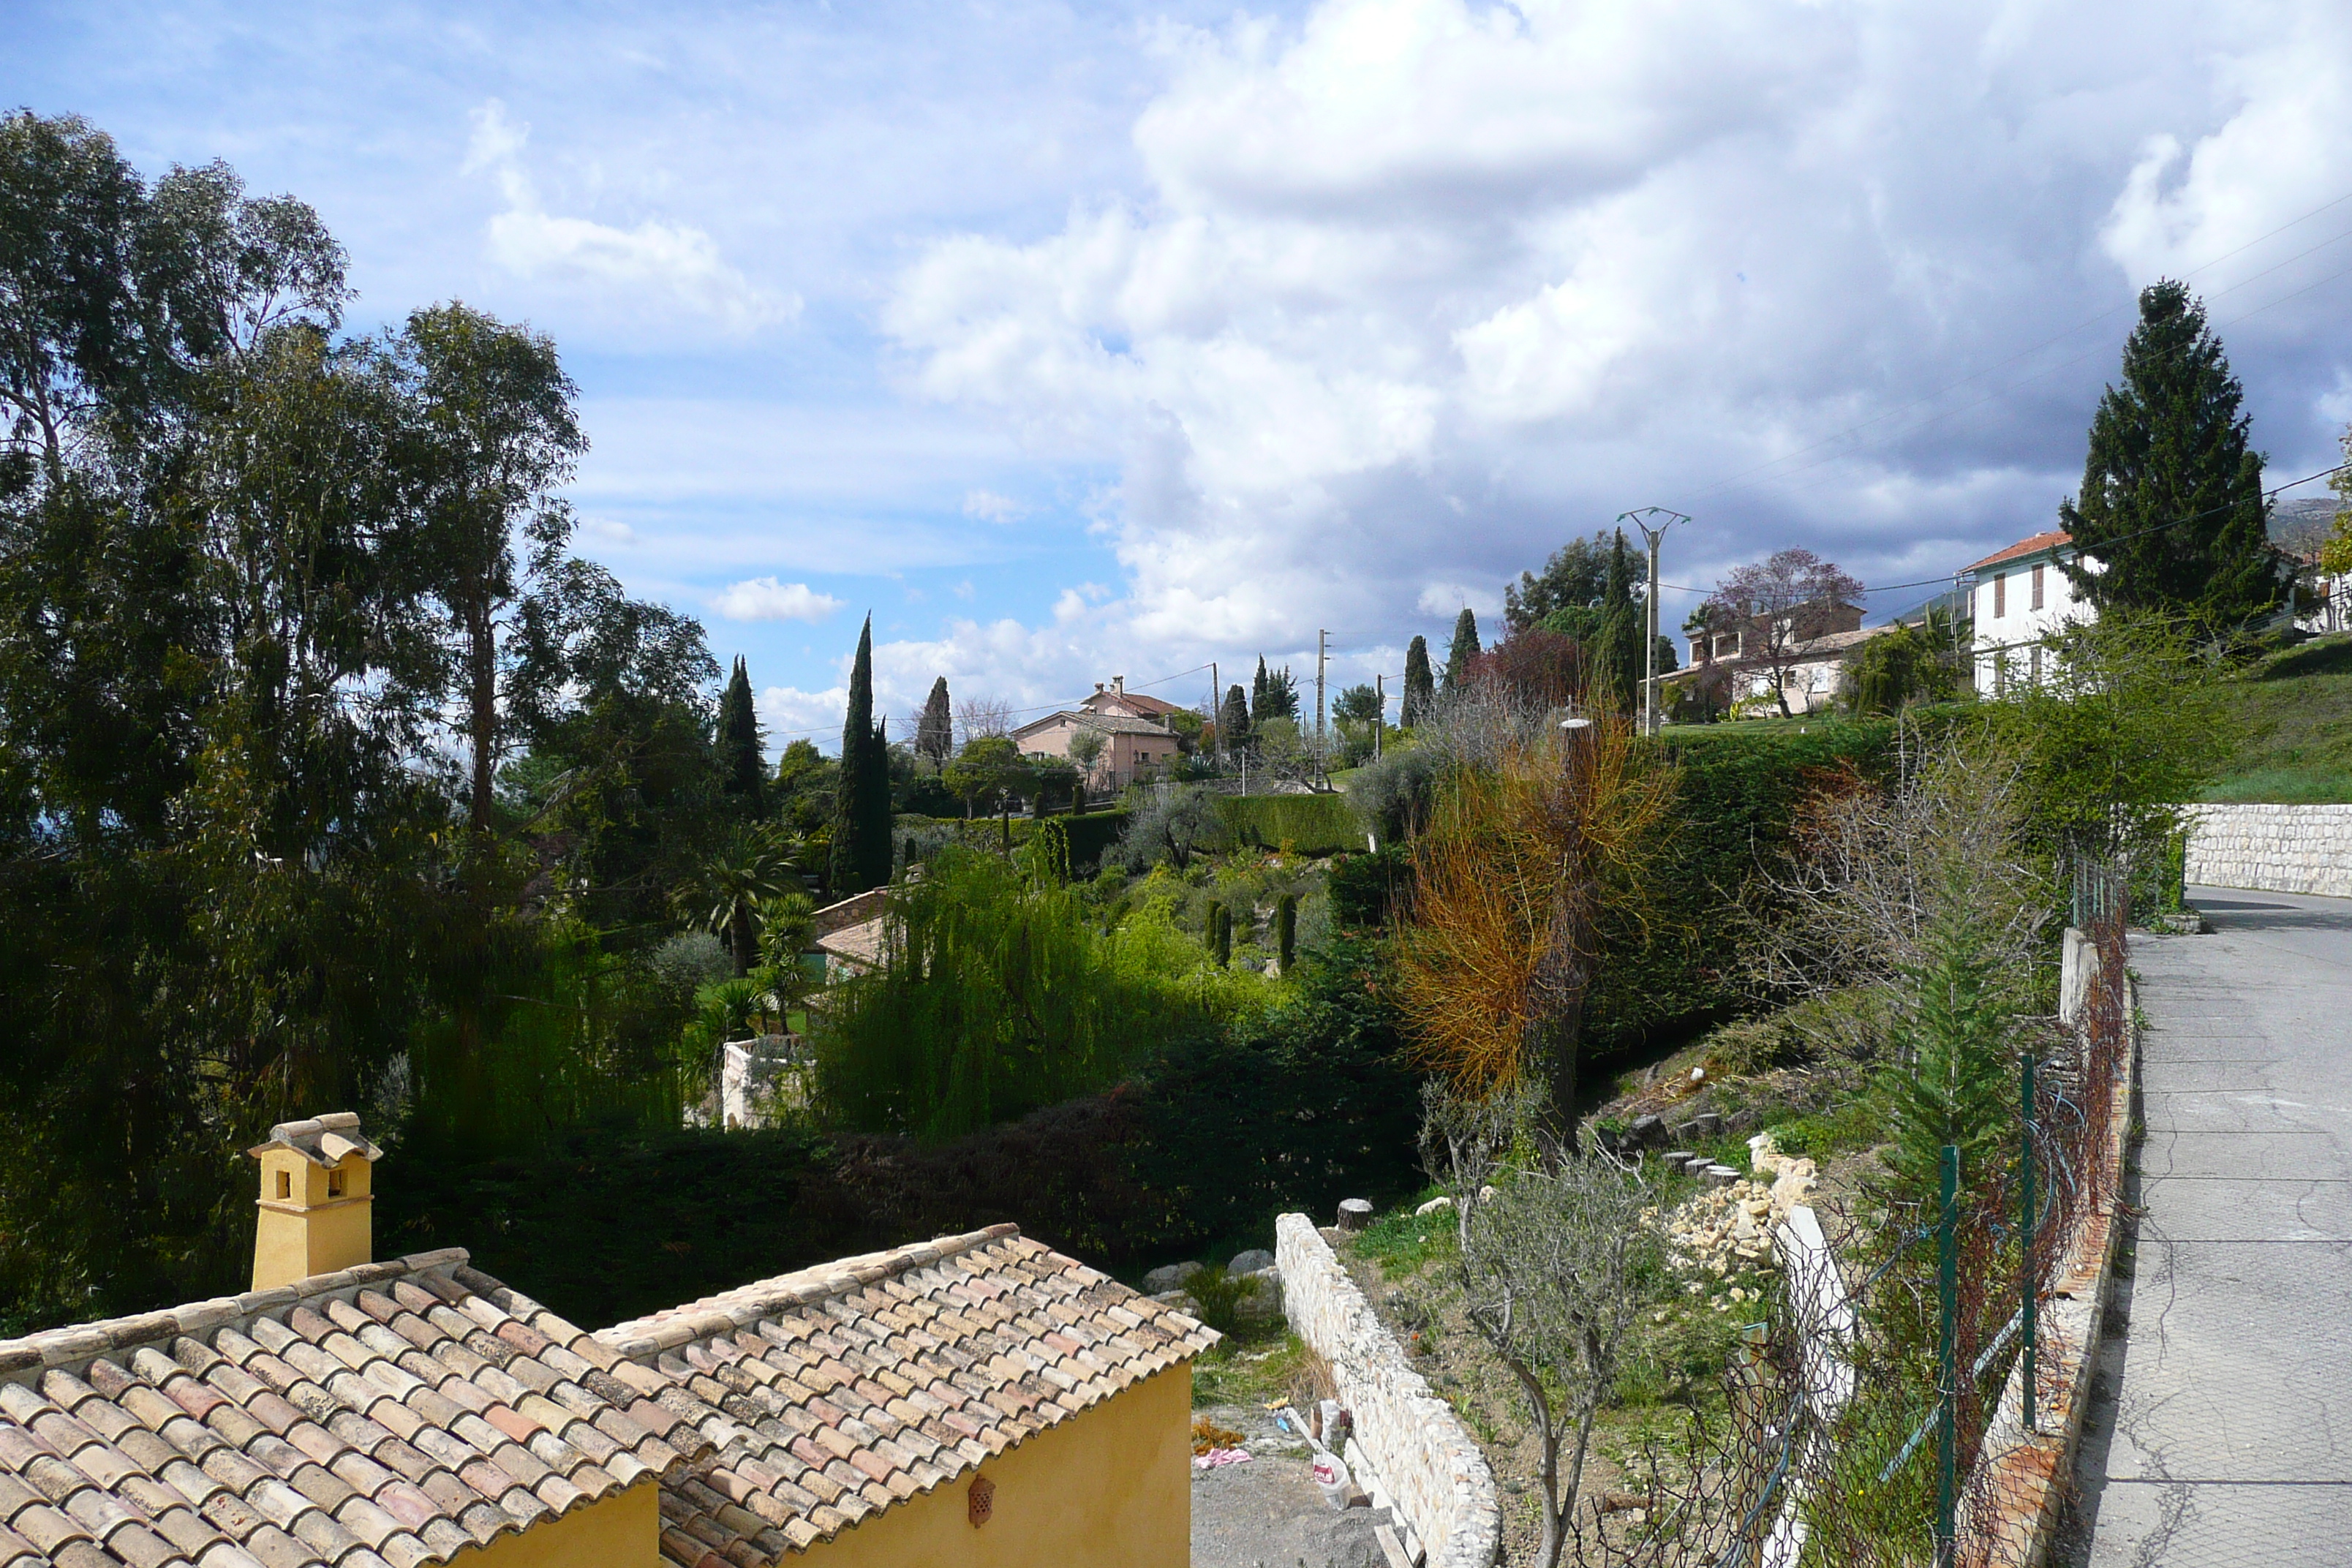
left=248, top=1112, right=382, bottom=1291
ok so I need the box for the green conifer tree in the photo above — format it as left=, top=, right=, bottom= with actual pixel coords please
left=916, top=675, right=953, bottom=764
left=2059, top=280, right=2280, bottom=632
left=717, top=656, right=766, bottom=815
left=1220, top=683, right=1253, bottom=754
left=1443, top=607, right=1480, bottom=692
left=1401, top=635, right=1436, bottom=725
left=827, top=616, right=894, bottom=897
left=1592, top=529, right=1638, bottom=712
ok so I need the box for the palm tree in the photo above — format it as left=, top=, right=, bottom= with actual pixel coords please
left=682, top=825, right=802, bottom=973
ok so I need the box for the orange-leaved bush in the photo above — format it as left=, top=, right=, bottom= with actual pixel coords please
left=1394, top=712, right=1675, bottom=1119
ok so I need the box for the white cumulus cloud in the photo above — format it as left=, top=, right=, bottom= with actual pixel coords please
left=464, top=101, right=797, bottom=335
left=883, top=0, right=2352, bottom=678
left=713, top=577, right=846, bottom=623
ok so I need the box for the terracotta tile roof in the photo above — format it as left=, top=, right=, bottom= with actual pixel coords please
left=1788, top=625, right=1896, bottom=658
left=807, top=889, right=887, bottom=943
left=1964, top=529, right=2073, bottom=573
left=1009, top=710, right=1168, bottom=741
left=593, top=1224, right=1216, bottom=1567
left=1082, top=689, right=1183, bottom=718
left=812, top=918, right=887, bottom=970
left=246, top=1114, right=381, bottom=1169
left=0, top=1250, right=705, bottom=1568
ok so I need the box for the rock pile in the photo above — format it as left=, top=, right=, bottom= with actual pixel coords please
left=1649, top=1131, right=1822, bottom=1278
left=1654, top=1180, right=1780, bottom=1276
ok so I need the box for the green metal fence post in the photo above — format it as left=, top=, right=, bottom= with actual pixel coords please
left=1937, top=1142, right=1959, bottom=1564
left=2022, top=1052, right=2038, bottom=1435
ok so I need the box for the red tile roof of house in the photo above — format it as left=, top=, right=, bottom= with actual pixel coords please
left=0, top=1249, right=704, bottom=1568
left=1084, top=689, right=1182, bottom=717
left=1964, top=530, right=2073, bottom=573
left=596, top=1225, right=1215, bottom=1567
left=0, top=1228, right=1214, bottom=1568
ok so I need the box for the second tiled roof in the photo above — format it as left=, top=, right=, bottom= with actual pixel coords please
left=594, top=1225, right=1217, bottom=1567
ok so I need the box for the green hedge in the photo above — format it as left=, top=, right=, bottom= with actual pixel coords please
left=898, top=810, right=1134, bottom=873
left=1217, top=793, right=1364, bottom=854
left=1580, top=718, right=1902, bottom=1055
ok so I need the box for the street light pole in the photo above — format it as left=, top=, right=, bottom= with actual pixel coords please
left=1618, top=508, right=1692, bottom=736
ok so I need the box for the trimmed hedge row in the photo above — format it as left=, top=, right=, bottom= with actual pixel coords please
left=1217, top=792, right=1364, bottom=855
left=1580, top=718, right=1901, bottom=1055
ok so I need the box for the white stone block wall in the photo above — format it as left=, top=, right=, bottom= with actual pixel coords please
left=2183, top=804, right=2352, bottom=898
left=1276, top=1213, right=1501, bottom=1568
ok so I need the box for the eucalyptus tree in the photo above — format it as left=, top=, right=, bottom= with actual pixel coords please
left=391, top=303, right=587, bottom=838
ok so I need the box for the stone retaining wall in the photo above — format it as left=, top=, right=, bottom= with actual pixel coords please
left=1276, top=1213, right=1501, bottom=1568
left=2185, top=802, right=2352, bottom=897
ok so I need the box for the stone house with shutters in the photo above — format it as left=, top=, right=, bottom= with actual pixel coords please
left=0, top=1113, right=1215, bottom=1568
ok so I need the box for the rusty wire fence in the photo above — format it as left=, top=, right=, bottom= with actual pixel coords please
left=1566, top=866, right=2133, bottom=1567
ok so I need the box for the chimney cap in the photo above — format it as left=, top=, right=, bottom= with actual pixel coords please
left=248, top=1112, right=384, bottom=1167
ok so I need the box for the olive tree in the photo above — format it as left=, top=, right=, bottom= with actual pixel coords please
left=1423, top=1088, right=1659, bottom=1568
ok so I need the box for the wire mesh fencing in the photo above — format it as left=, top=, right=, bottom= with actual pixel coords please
left=1562, top=867, right=2133, bottom=1567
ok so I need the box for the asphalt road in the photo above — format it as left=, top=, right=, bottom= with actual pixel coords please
left=2069, top=889, right=2352, bottom=1565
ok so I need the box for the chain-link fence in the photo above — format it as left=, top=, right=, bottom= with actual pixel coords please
left=1564, top=863, right=2133, bottom=1567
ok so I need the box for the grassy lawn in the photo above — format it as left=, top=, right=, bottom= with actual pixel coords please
left=2204, top=633, right=2352, bottom=803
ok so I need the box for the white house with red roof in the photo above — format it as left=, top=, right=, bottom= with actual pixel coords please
left=1964, top=529, right=2091, bottom=696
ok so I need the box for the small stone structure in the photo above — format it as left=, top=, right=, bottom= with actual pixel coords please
left=1275, top=1212, right=1501, bottom=1568
left=2184, top=802, right=2352, bottom=897
left=721, top=1033, right=802, bottom=1128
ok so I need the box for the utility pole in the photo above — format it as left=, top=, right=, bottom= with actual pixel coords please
left=1211, top=660, right=1221, bottom=763
left=1374, top=674, right=1385, bottom=760
left=1619, top=508, right=1691, bottom=736
left=1316, top=630, right=1329, bottom=783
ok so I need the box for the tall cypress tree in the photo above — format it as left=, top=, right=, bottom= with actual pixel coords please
left=1221, top=682, right=1253, bottom=753
left=718, top=656, right=766, bottom=815
left=1593, top=529, right=1638, bottom=712
left=1401, top=635, right=1436, bottom=725
left=2059, top=280, right=2279, bottom=630
left=827, top=616, right=894, bottom=897
left=1443, top=606, right=1480, bottom=692
left=916, top=675, right=952, bottom=764
left=1251, top=656, right=1269, bottom=720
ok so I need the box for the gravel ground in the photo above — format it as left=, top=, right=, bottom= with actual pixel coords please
left=1189, top=1402, right=1398, bottom=1568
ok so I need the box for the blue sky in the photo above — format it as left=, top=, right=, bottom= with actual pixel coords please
left=14, top=0, right=2352, bottom=749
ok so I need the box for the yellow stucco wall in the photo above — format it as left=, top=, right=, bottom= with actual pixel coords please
left=251, top=1147, right=374, bottom=1290
left=448, top=1480, right=659, bottom=1568
left=802, top=1364, right=1194, bottom=1568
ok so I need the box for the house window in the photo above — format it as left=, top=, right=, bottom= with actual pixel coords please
left=2029, top=645, right=2043, bottom=685
left=1993, top=574, right=2006, bottom=617
left=2031, top=564, right=2044, bottom=611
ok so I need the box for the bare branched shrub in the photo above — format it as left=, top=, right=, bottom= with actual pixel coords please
left=953, top=694, right=1012, bottom=745
left=1395, top=712, right=1676, bottom=1117
left=1752, top=725, right=2048, bottom=998
left=1423, top=1086, right=1662, bottom=1568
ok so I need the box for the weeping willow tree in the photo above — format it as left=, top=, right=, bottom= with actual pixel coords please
left=813, top=846, right=1246, bottom=1142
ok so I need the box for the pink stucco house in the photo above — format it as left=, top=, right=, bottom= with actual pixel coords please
left=1012, top=678, right=1189, bottom=788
